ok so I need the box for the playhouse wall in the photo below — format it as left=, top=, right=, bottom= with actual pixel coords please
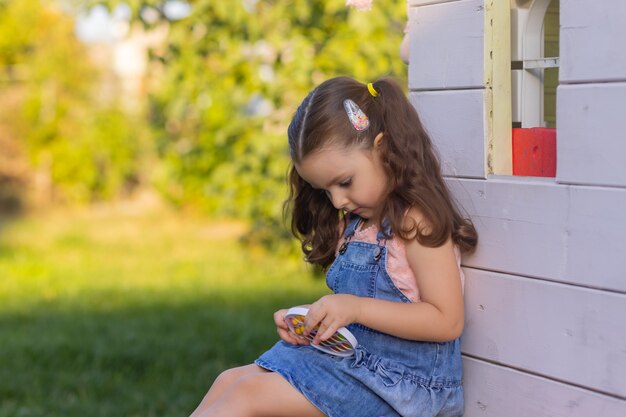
left=408, top=1, right=626, bottom=415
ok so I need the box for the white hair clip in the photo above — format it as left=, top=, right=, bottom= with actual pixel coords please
left=343, top=99, right=370, bottom=131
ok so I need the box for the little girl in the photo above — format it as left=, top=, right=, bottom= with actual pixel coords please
left=189, top=76, right=477, bottom=417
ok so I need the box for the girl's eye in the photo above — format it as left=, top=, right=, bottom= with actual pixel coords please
left=339, top=179, right=352, bottom=187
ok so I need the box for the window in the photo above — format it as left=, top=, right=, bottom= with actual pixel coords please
left=510, top=0, right=559, bottom=177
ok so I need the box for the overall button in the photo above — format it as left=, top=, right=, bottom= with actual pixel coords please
left=373, top=246, right=382, bottom=261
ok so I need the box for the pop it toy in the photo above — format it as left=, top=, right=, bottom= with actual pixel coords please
left=285, top=307, right=358, bottom=357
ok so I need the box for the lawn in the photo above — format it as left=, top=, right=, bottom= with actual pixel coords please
left=0, top=204, right=329, bottom=416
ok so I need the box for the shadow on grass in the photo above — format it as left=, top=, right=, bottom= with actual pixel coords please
left=0, top=286, right=321, bottom=417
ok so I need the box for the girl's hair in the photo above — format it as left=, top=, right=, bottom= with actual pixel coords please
left=286, top=76, right=477, bottom=268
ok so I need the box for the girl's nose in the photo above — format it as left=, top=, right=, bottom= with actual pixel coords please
left=329, top=191, right=349, bottom=210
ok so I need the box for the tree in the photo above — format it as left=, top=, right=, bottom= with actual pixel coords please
left=0, top=0, right=146, bottom=207
left=96, top=0, right=407, bottom=242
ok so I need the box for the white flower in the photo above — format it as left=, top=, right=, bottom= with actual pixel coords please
left=345, top=0, right=372, bottom=11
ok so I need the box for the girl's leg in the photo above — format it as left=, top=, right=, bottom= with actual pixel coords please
left=189, top=364, right=266, bottom=417
left=196, top=369, right=326, bottom=417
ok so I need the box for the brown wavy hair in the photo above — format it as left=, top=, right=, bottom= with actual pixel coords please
left=286, top=76, right=477, bottom=268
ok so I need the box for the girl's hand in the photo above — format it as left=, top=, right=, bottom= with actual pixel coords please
left=303, top=294, right=362, bottom=345
left=273, top=308, right=310, bottom=346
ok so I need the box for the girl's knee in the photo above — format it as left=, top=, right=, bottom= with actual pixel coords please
left=231, top=373, right=265, bottom=397
left=212, top=364, right=266, bottom=394
left=212, top=366, right=247, bottom=390
left=223, top=373, right=270, bottom=414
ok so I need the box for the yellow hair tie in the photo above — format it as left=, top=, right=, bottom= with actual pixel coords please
left=367, top=82, right=379, bottom=97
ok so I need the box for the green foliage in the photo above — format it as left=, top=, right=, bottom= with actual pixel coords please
left=142, top=0, right=407, bottom=245
left=2, top=0, right=407, bottom=243
left=0, top=0, right=146, bottom=205
left=43, top=108, right=145, bottom=202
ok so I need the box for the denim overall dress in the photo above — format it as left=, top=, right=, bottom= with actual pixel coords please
left=255, top=216, right=464, bottom=417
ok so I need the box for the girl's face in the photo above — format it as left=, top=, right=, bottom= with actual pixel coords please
left=295, top=142, right=388, bottom=222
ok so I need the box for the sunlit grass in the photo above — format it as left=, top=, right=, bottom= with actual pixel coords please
left=0, top=204, right=328, bottom=417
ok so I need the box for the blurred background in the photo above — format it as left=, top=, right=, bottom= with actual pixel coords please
left=0, top=0, right=406, bottom=415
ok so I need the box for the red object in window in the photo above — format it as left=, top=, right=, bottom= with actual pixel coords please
left=512, top=128, right=556, bottom=177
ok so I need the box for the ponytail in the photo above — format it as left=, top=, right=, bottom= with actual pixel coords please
left=368, top=77, right=478, bottom=254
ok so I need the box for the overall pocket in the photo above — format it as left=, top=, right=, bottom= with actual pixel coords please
left=329, top=261, right=379, bottom=297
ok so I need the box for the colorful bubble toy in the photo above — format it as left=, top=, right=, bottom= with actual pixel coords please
left=285, top=307, right=358, bottom=357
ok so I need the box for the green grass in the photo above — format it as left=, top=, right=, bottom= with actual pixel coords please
left=0, top=205, right=328, bottom=416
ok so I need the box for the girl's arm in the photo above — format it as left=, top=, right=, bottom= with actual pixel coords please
left=304, top=211, right=464, bottom=343
left=357, top=236, right=464, bottom=342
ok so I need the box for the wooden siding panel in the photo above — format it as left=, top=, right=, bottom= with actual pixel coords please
left=560, top=0, right=626, bottom=83
left=557, top=83, right=626, bottom=188
left=447, top=177, right=569, bottom=279
left=447, top=177, right=626, bottom=293
left=461, top=268, right=626, bottom=398
left=566, top=186, right=626, bottom=292
left=410, top=90, right=486, bottom=178
left=463, top=357, right=626, bottom=417
left=408, top=0, right=485, bottom=90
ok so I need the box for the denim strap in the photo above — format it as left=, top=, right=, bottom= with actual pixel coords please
left=376, top=218, right=393, bottom=241
left=343, top=215, right=363, bottom=238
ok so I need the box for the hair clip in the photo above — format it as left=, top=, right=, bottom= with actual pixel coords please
left=343, top=99, right=370, bottom=131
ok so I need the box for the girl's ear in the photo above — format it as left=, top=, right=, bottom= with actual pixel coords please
left=373, top=132, right=384, bottom=148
